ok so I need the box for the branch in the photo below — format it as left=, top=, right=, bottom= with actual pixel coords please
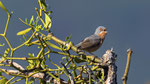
left=0, top=68, right=69, bottom=84
left=0, top=58, right=25, bottom=71
left=47, top=33, right=102, bottom=63
left=122, top=48, right=133, bottom=84
left=61, top=62, right=75, bottom=84
left=101, top=49, right=117, bottom=84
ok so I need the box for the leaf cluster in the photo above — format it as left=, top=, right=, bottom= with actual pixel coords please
left=0, top=0, right=118, bottom=84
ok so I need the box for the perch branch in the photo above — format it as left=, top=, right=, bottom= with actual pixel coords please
left=47, top=33, right=102, bottom=63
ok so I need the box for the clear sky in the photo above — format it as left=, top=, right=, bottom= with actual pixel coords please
left=0, top=0, right=150, bottom=84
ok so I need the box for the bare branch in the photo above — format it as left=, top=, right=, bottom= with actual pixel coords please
left=0, top=58, right=25, bottom=70
left=101, top=49, right=117, bottom=84
left=122, top=48, right=133, bottom=84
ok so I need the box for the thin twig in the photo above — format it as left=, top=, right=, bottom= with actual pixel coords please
left=61, top=62, right=75, bottom=84
left=122, top=48, right=133, bottom=84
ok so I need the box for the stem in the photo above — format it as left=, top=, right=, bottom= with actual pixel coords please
left=0, top=69, right=25, bottom=77
left=10, top=50, right=14, bottom=64
left=89, top=73, right=91, bottom=84
left=38, top=0, right=43, bottom=16
left=6, top=57, right=37, bottom=60
left=0, top=34, right=4, bottom=36
left=36, top=47, right=44, bottom=58
left=4, top=14, right=11, bottom=36
left=10, top=77, right=25, bottom=84
left=19, top=18, right=34, bottom=28
left=0, top=64, right=10, bottom=67
left=122, top=49, right=133, bottom=84
left=35, top=8, right=46, bottom=28
left=14, top=31, right=37, bottom=50
left=3, top=36, right=13, bottom=50
left=47, top=72, right=59, bottom=82
left=25, top=77, right=28, bottom=84
left=6, top=76, right=16, bottom=84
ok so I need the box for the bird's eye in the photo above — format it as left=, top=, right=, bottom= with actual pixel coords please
left=103, top=28, right=106, bottom=31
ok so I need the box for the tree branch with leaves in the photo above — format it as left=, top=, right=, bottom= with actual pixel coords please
left=0, top=0, right=133, bottom=84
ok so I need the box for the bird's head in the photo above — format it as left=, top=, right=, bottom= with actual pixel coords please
left=94, top=26, right=107, bottom=39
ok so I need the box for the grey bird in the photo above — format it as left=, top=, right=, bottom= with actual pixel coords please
left=76, top=26, right=107, bottom=54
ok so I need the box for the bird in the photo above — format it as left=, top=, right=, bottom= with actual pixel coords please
left=75, top=26, right=107, bottom=54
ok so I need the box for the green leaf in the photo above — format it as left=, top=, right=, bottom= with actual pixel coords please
left=28, top=53, right=35, bottom=57
left=17, top=28, right=32, bottom=35
left=41, top=57, right=46, bottom=68
left=29, top=16, right=35, bottom=25
left=45, top=13, right=52, bottom=29
left=4, top=48, right=9, bottom=57
left=25, top=18, right=28, bottom=23
left=27, top=59, right=34, bottom=64
left=27, top=53, right=35, bottom=69
left=22, top=35, right=27, bottom=41
left=26, top=59, right=34, bottom=70
left=0, top=1, right=9, bottom=14
left=46, top=41, right=61, bottom=50
left=65, top=35, right=72, bottom=43
left=35, top=16, right=39, bottom=26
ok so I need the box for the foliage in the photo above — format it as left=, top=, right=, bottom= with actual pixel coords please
left=0, top=0, right=132, bottom=84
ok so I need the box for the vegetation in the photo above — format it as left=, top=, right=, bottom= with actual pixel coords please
left=0, top=0, right=132, bottom=84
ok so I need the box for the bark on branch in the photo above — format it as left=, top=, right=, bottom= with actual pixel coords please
left=101, top=49, right=117, bottom=84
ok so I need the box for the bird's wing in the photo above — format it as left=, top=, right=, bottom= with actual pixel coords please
left=80, top=35, right=101, bottom=49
